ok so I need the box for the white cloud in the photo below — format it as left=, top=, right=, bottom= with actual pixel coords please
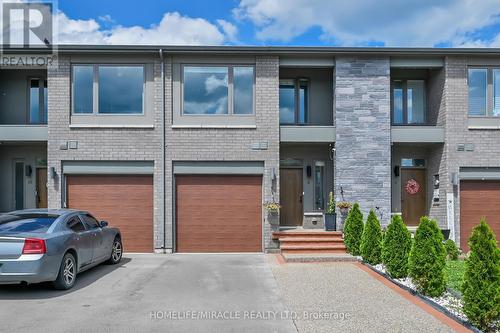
left=55, top=11, right=233, bottom=45
left=234, top=0, right=500, bottom=47
left=217, top=19, right=238, bottom=42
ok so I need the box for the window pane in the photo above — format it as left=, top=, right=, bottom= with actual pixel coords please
left=298, top=80, right=308, bottom=124
left=43, top=80, right=48, bottom=123
left=0, top=217, right=56, bottom=233
left=392, top=81, right=404, bottom=124
left=468, top=68, right=487, bottom=116
left=279, top=84, right=295, bottom=124
left=99, top=66, right=144, bottom=114
left=67, top=217, right=86, bottom=233
left=234, top=67, right=254, bottom=114
left=80, top=214, right=100, bottom=229
left=494, top=69, right=500, bottom=117
left=183, top=66, right=228, bottom=115
left=407, top=80, right=425, bottom=124
left=15, top=162, right=24, bottom=210
left=29, top=79, right=40, bottom=123
left=314, top=162, right=325, bottom=210
left=73, top=65, right=93, bottom=114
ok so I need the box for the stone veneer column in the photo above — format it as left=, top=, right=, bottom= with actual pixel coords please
left=334, top=57, right=392, bottom=223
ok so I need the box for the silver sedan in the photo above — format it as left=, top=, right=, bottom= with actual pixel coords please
left=0, top=209, right=122, bottom=290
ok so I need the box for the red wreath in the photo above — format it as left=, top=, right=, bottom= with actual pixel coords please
left=405, top=179, right=421, bottom=195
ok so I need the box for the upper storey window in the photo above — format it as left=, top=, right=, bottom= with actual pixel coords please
left=182, top=65, right=254, bottom=116
left=279, top=79, right=308, bottom=125
left=468, top=68, right=500, bottom=117
left=392, top=79, right=426, bottom=125
left=72, top=65, right=144, bottom=115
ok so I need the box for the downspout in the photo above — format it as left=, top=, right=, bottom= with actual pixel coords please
left=159, top=48, right=166, bottom=253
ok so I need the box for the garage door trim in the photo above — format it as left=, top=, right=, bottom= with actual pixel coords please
left=63, top=161, right=154, bottom=175
left=173, top=161, right=264, bottom=175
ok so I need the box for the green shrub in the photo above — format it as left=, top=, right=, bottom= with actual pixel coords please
left=408, top=216, right=447, bottom=297
left=382, top=215, right=412, bottom=278
left=461, top=219, right=500, bottom=331
left=444, top=239, right=460, bottom=260
left=343, top=203, right=364, bottom=256
left=360, top=210, right=383, bottom=265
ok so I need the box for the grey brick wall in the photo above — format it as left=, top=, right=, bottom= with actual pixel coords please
left=335, top=57, right=392, bottom=223
left=443, top=56, right=500, bottom=245
left=164, top=56, right=280, bottom=251
left=47, top=55, right=165, bottom=249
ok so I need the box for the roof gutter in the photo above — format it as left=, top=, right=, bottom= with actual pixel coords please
left=6, top=45, right=500, bottom=57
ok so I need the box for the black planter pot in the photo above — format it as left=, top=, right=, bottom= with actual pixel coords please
left=325, top=213, right=336, bottom=231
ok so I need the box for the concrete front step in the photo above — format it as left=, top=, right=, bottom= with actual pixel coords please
left=281, top=253, right=358, bottom=263
left=280, top=244, right=347, bottom=254
left=273, top=230, right=347, bottom=254
left=272, top=230, right=342, bottom=240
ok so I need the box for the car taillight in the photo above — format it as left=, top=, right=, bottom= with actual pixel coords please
left=22, top=238, right=46, bottom=254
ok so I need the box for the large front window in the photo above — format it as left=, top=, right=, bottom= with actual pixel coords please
left=182, top=65, right=254, bottom=115
left=72, top=65, right=144, bottom=114
left=392, top=79, right=426, bottom=125
left=279, top=79, right=308, bottom=125
left=468, top=67, right=500, bottom=117
left=29, top=78, right=47, bottom=124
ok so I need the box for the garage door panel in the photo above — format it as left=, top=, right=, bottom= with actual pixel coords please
left=176, top=175, right=262, bottom=253
left=67, top=175, right=154, bottom=253
left=460, top=180, right=500, bottom=252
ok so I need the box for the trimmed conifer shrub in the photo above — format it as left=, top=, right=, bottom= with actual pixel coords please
left=408, top=216, right=447, bottom=297
left=360, top=209, right=383, bottom=265
left=382, top=215, right=412, bottom=278
left=343, top=203, right=364, bottom=256
left=444, top=239, right=460, bottom=260
left=461, top=219, right=500, bottom=331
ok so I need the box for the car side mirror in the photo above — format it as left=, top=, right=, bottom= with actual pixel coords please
left=100, top=220, right=109, bottom=228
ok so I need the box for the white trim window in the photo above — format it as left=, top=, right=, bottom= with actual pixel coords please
left=72, top=64, right=145, bottom=115
left=181, top=65, right=255, bottom=116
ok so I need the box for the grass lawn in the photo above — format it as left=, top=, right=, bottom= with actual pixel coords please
left=445, top=260, right=466, bottom=293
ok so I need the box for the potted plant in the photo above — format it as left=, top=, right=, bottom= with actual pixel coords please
left=337, top=201, right=352, bottom=215
left=263, top=201, right=281, bottom=225
left=324, top=192, right=336, bottom=231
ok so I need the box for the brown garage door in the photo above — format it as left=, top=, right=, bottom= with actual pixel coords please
left=176, top=175, right=262, bottom=252
left=67, top=175, right=154, bottom=252
left=460, top=180, right=500, bottom=252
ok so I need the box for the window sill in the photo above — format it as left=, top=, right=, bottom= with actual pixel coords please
left=468, top=126, right=500, bottom=130
left=468, top=117, right=500, bottom=129
left=69, top=124, right=154, bottom=129
left=171, top=124, right=257, bottom=129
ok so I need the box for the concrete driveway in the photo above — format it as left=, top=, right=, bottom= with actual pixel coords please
left=0, top=254, right=463, bottom=333
left=0, top=254, right=296, bottom=333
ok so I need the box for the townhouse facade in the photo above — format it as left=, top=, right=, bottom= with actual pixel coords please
left=1, top=46, right=499, bottom=253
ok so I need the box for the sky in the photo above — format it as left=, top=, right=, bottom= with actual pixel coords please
left=7, top=0, right=500, bottom=47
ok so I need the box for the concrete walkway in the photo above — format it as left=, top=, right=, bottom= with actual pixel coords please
left=269, top=258, right=457, bottom=333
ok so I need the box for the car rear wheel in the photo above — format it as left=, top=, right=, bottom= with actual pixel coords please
left=53, top=253, right=77, bottom=290
left=107, top=237, right=122, bottom=265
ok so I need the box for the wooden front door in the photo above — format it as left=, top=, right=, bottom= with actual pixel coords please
left=280, top=168, right=303, bottom=227
left=401, top=168, right=426, bottom=226
left=36, top=168, right=47, bottom=208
